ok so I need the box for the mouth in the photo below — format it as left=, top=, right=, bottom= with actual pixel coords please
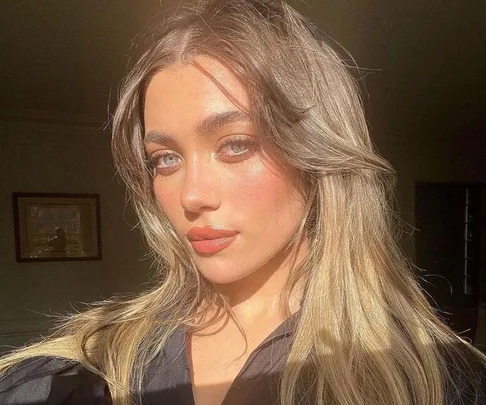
left=186, top=226, right=238, bottom=255
left=189, top=236, right=237, bottom=255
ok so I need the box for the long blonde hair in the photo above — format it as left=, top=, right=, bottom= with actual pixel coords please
left=1, top=1, right=484, bottom=404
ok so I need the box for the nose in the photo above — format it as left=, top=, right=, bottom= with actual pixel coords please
left=180, top=154, right=221, bottom=214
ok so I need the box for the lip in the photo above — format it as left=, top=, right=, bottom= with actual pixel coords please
left=186, top=226, right=238, bottom=255
left=186, top=226, right=238, bottom=241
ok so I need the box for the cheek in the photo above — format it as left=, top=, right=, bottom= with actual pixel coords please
left=153, top=183, right=181, bottom=224
left=229, top=162, right=303, bottom=222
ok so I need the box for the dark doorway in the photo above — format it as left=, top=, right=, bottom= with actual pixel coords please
left=415, top=183, right=486, bottom=342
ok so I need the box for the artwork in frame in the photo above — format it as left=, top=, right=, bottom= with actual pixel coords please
left=13, top=193, right=102, bottom=262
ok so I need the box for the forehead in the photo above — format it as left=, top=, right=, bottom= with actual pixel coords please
left=143, top=56, right=249, bottom=133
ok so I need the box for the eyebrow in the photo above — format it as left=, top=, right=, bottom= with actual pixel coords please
left=144, top=110, right=250, bottom=145
left=196, top=110, right=250, bottom=135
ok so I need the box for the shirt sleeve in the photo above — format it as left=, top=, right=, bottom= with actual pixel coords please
left=0, top=356, right=108, bottom=405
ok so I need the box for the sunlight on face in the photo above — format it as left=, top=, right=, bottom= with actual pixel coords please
left=143, top=55, right=306, bottom=285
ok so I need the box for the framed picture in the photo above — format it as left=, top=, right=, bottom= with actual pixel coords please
left=13, top=193, right=102, bottom=262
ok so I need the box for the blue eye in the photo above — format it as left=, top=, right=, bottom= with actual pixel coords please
left=160, top=154, right=180, bottom=166
left=220, top=142, right=250, bottom=156
left=217, top=136, right=258, bottom=162
left=146, top=135, right=258, bottom=176
left=149, top=152, right=183, bottom=175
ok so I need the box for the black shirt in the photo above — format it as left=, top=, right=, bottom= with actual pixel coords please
left=1, top=313, right=485, bottom=405
left=0, top=314, right=296, bottom=405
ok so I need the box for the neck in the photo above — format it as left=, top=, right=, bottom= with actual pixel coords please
left=213, top=237, right=308, bottom=324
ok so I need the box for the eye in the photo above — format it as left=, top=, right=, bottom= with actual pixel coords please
left=216, top=136, right=258, bottom=163
left=149, top=151, right=183, bottom=175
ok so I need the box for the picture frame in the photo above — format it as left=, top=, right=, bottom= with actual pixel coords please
left=13, top=193, right=102, bottom=262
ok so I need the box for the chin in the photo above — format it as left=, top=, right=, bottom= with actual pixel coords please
left=195, top=261, right=254, bottom=285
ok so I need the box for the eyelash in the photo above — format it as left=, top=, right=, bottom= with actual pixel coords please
left=147, top=136, right=258, bottom=176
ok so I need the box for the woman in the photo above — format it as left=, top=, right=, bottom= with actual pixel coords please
left=1, top=0, right=485, bottom=404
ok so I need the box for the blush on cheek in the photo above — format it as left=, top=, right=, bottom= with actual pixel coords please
left=231, top=161, right=292, bottom=211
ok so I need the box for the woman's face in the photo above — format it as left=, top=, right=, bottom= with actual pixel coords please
left=144, top=55, right=307, bottom=285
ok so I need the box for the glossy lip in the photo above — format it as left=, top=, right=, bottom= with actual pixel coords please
left=186, top=226, right=238, bottom=255
left=186, top=226, right=238, bottom=241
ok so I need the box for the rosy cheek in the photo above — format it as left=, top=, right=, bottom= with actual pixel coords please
left=230, top=161, right=288, bottom=210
